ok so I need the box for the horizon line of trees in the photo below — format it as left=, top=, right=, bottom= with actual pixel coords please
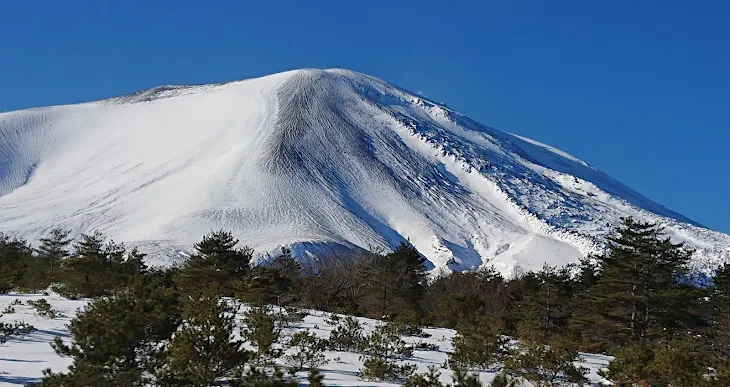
left=1, top=217, right=730, bottom=385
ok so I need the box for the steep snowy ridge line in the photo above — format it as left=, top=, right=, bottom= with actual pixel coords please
left=0, top=68, right=728, bottom=275
left=385, top=109, right=603, bottom=259
left=343, top=71, right=601, bottom=257
left=356, top=69, right=727, bottom=272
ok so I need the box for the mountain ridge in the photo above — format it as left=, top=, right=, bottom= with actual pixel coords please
left=0, top=68, right=727, bottom=275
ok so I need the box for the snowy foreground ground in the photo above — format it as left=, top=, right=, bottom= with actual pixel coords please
left=0, top=293, right=612, bottom=386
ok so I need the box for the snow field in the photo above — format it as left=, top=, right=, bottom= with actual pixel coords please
left=0, top=294, right=612, bottom=386
left=0, top=68, right=727, bottom=277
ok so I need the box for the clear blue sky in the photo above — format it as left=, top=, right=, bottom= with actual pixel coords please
left=1, top=1, right=728, bottom=232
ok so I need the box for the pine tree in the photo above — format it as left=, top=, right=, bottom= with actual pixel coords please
left=74, top=231, right=105, bottom=257
left=236, top=266, right=292, bottom=307
left=270, top=247, right=302, bottom=304
left=60, top=232, right=108, bottom=297
left=56, top=232, right=143, bottom=298
left=328, top=315, right=365, bottom=352
left=196, top=230, right=252, bottom=282
left=360, top=323, right=416, bottom=381
left=362, top=242, right=428, bottom=319
left=0, top=235, right=33, bottom=292
left=45, top=275, right=182, bottom=385
left=160, top=294, right=248, bottom=386
left=573, top=255, right=600, bottom=292
left=283, top=330, right=328, bottom=372
left=242, top=306, right=283, bottom=365
left=271, top=247, right=300, bottom=278
left=449, top=316, right=507, bottom=371
left=567, top=256, right=604, bottom=351
left=510, top=266, right=574, bottom=340
left=175, top=253, right=227, bottom=296
left=118, top=247, right=148, bottom=287
left=576, top=218, right=700, bottom=348
left=176, top=230, right=253, bottom=297
left=36, top=228, right=72, bottom=281
left=604, top=335, right=707, bottom=387
left=425, top=267, right=509, bottom=329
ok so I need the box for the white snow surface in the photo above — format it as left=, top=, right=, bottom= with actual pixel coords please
left=0, top=293, right=612, bottom=386
left=0, top=68, right=728, bottom=276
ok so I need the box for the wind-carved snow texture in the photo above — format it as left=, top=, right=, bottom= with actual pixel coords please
left=0, top=68, right=728, bottom=276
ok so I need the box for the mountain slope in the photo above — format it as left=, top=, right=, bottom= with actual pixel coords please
left=0, top=68, right=727, bottom=275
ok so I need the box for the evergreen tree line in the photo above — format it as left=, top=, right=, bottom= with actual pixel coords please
left=0, top=229, right=144, bottom=298
left=1, top=218, right=729, bottom=385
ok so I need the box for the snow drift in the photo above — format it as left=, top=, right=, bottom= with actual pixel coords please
left=0, top=68, right=728, bottom=275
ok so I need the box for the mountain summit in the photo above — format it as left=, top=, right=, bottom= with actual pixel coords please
left=1, top=68, right=727, bottom=275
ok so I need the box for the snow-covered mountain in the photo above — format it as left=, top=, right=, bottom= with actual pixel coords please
left=1, top=68, right=728, bottom=276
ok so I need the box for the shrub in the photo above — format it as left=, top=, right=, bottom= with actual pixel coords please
left=325, top=313, right=341, bottom=326
left=0, top=319, right=35, bottom=345
left=403, top=367, right=490, bottom=387
left=229, top=366, right=298, bottom=387
left=413, top=341, right=440, bottom=351
left=504, top=335, right=587, bottom=387
left=284, top=330, right=328, bottom=372
left=360, top=323, right=416, bottom=382
left=402, top=366, right=444, bottom=387
left=647, top=336, right=706, bottom=387
left=276, top=306, right=308, bottom=329
left=363, top=323, right=413, bottom=359
left=307, top=368, right=325, bottom=387
left=27, top=298, right=58, bottom=319
left=361, top=357, right=416, bottom=382
left=490, top=371, right=517, bottom=387
left=600, top=342, right=653, bottom=386
left=604, top=337, right=707, bottom=387
left=713, top=357, right=730, bottom=385
left=389, top=311, right=431, bottom=338
left=1, top=300, right=36, bottom=346
left=451, top=368, right=484, bottom=387
left=328, top=316, right=365, bottom=352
